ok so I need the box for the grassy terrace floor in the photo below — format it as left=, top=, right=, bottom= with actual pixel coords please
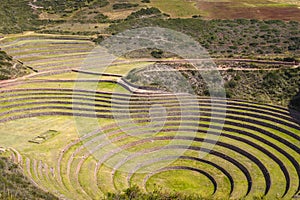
left=0, top=78, right=299, bottom=199
left=0, top=33, right=95, bottom=73
left=0, top=34, right=299, bottom=200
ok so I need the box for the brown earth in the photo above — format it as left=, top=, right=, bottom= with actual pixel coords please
left=197, top=2, right=300, bottom=21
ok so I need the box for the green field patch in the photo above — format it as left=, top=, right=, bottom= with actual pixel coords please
left=146, top=169, right=214, bottom=196
left=97, top=82, right=130, bottom=93
left=105, top=62, right=153, bottom=75
left=149, top=0, right=203, bottom=18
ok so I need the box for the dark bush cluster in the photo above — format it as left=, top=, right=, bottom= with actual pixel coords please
left=112, top=3, right=139, bottom=10
left=126, top=7, right=164, bottom=20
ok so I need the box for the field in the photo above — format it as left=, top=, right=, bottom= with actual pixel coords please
left=148, top=0, right=203, bottom=18
left=0, top=33, right=299, bottom=199
left=103, top=0, right=300, bottom=20
left=1, top=0, right=300, bottom=36
left=0, top=33, right=95, bottom=73
left=194, top=0, right=300, bottom=20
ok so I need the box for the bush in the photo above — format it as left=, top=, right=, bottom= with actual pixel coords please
left=289, top=89, right=300, bottom=111
left=126, top=7, right=163, bottom=20
left=283, top=57, right=297, bottom=63
left=151, top=49, right=164, bottom=58
left=94, top=13, right=108, bottom=23
left=226, top=80, right=237, bottom=88
left=107, top=18, right=300, bottom=56
left=0, top=0, right=41, bottom=34
left=93, top=35, right=105, bottom=44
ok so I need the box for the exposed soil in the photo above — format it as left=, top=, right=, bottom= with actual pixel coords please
left=197, top=2, right=300, bottom=21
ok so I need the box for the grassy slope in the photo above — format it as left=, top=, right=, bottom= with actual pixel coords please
left=125, top=63, right=300, bottom=107
left=148, top=0, right=203, bottom=18
left=37, top=0, right=300, bottom=35
left=0, top=70, right=299, bottom=199
left=0, top=154, right=58, bottom=200
left=0, top=1, right=299, bottom=200
left=0, top=51, right=30, bottom=80
left=222, top=68, right=300, bottom=106
left=106, top=185, right=212, bottom=200
left=194, top=0, right=300, bottom=21
left=107, top=18, right=300, bottom=59
left=1, top=0, right=299, bottom=35
left=0, top=0, right=41, bottom=34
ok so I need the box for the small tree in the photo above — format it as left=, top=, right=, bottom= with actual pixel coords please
left=151, top=49, right=163, bottom=58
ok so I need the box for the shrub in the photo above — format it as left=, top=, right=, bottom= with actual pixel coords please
left=283, top=57, right=298, bottom=63
left=94, top=13, right=108, bottom=23
left=226, top=80, right=237, bottom=88
left=127, top=7, right=162, bottom=20
left=93, top=35, right=105, bottom=44
left=151, top=49, right=163, bottom=58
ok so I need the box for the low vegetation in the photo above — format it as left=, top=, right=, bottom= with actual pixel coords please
left=290, top=90, right=300, bottom=111
left=0, top=154, right=58, bottom=200
left=107, top=18, right=300, bottom=58
left=126, top=7, right=167, bottom=20
left=195, top=0, right=300, bottom=21
left=0, top=1, right=300, bottom=200
left=106, top=185, right=207, bottom=200
left=0, top=0, right=41, bottom=34
left=112, top=3, right=139, bottom=10
left=125, top=62, right=300, bottom=107
left=223, top=68, right=300, bottom=106
left=0, top=51, right=30, bottom=80
left=1, top=84, right=299, bottom=199
left=35, top=0, right=109, bottom=16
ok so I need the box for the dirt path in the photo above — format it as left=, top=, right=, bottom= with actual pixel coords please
left=114, top=58, right=298, bottom=66
left=0, top=58, right=298, bottom=88
left=144, top=65, right=300, bottom=72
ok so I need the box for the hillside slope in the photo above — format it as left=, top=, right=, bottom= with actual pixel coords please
left=0, top=51, right=31, bottom=80
left=0, top=153, right=58, bottom=200
left=0, top=0, right=41, bottom=34
left=125, top=62, right=300, bottom=107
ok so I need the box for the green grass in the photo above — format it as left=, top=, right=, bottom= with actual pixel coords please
left=29, top=130, right=60, bottom=144
left=149, top=0, right=203, bottom=18
left=0, top=33, right=299, bottom=200
left=2, top=109, right=297, bottom=199
left=146, top=169, right=216, bottom=196
left=104, top=62, right=153, bottom=75
left=267, top=0, right=300, bottom=6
